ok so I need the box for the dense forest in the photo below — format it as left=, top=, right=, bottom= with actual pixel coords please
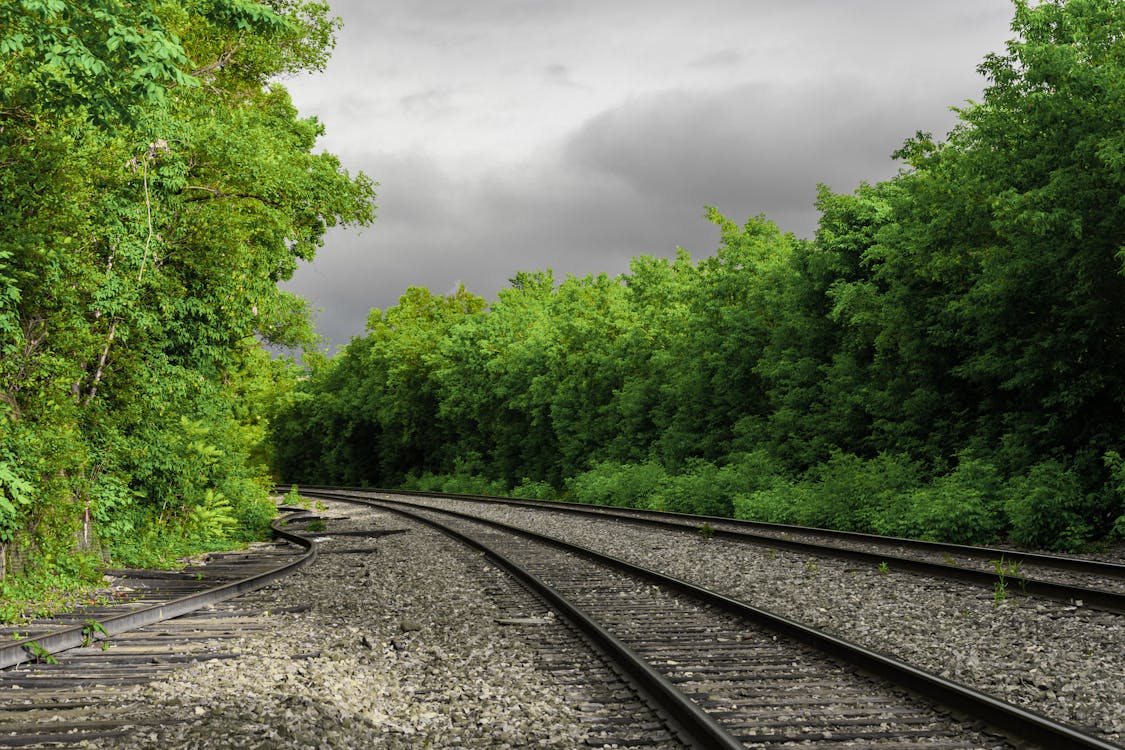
left=273, top=0, right=1125, bottom=551
left=0, top=0, right=373, bottom=613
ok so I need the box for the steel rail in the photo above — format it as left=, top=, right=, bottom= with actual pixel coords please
left=293, top=484, right=1124, bottom=576
left=0, top=510, right=317, bottom=670
left=292, top=485, right=1125, bottom=614
left=362, top=500, right=748, bottom=749
left=329, top=490, right=1121, bottom=750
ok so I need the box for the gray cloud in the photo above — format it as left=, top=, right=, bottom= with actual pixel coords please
left=691, top=49, right=743, bottom=68
left=543, top=64, right=581, bottom=88
left=561, top=78, right=969, bottom=232
left=285, top=73, right=977, bottom=350
left=281, top=0, right=1016, bottom=350
left=398, top=88, right=455, bottom=117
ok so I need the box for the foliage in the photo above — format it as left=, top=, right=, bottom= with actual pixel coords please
left=1003, top=460, right=1093, bottom=550
left=903, top=457, right=1005, bottom=544
left=566, top=462, right=670, bottom=510
left=0, top=0, right=373, bottom=612
left=270, top=0, right=1123, bottom=552
left=510, top=478, right=556, bottom=501
left=1106, top=452, right=1125, bottom=539
left=403, top=471, right=509, bottom=497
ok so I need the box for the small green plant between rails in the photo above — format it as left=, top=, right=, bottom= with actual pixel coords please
left=24, top=640, right=58, bottom=665
left=81, top=619, right=110, bottom=650
left=285, top=485, right=328, bottom=513
left=990, top=556, right=1025, bottom=605
left=284, top=485, right=309, bottom=509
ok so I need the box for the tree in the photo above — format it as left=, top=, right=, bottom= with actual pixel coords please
left=0, top=0, right=374, bottom=590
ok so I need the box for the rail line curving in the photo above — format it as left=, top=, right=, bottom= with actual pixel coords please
left=294, top=485, right=1125, bottom=612
left=0, top=508, right=316, bottom=671
left=305, top=488, right=1121, bottom=750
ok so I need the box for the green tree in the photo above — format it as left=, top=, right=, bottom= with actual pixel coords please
left=0, top=0, right=374, bottom=596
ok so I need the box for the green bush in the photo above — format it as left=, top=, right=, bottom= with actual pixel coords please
left=654, top=460, right=721, bottom=515
left=511, top=478, right=556, bottom=500
left=904, top=458, right=1004, bottom=544
left=401, top=470, right=507, bottom=496
left=566, top=461, right=669, bottom=509
left=440, top=473, right=508, bottom=495
left=734, top=476, right=807, bottom=524
left=804, top=451, right=922, bottom=533
left=1106, top=452, right=1125, bottom=540
left=1004, top=460, right=1093, bottom=551
left=221, top=476, right=276, bottom=541
left=733, top=452, right=923, bottom=533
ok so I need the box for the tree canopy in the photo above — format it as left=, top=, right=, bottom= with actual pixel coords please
left=270, top=0, right=1124, bottom=551
left=1, top=0, right=374, bottom=608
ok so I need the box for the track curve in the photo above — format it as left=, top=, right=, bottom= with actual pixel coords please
left=313, top=489, right=1121, bottom=750
left=294, top=485, right=1125, bottom=612
left=0, top=508, right=317, bottom=671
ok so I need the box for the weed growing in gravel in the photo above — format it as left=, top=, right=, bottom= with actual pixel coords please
left=307, top=519, right=327, bottom=533
left=285, top=485, right=302, bottom=506
left=942, top=551, right=957, bottom=566
left=991, top=556, right=1024, bottom=606
left=283, top=485, right=316, bottom=510
left=698, top=522, right=715, bottom=540
left=81, top=619, right=109, bottom=650
left=879, top=561, right=889, bottom=575
left=25, top=641, right=57, bottom=665
left=804, top=559, right=819, bottom=575
left=993, top=577, right=1008, bottom=605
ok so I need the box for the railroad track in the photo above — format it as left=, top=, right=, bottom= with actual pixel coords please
left=0, top=509, right=316, bottom=747
left=5, top=490, right=1121, bottom=747
left=296, top=485, right=1125, bottom=613
left=296, top=489, right=1122, bottom=750
left=0, top=501, right=690, bottom=748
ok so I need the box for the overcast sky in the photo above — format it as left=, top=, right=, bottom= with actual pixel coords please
left=280, top=0, right=1016, bottom=350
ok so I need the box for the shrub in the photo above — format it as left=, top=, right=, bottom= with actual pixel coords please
left=905, top=458, right=1004, bottom=544
left=1106, top=452, right=1125, bottom=540
left=1004, top=460, right=1092, bottom=551
left=566, top=461, right=669, bottom=509
left=511, top=478, right=556, bottom=500
left=734, top=476, right=807, bottom=524
left=804, top=451, right=922, bottom=534
left=439, top=473, right=508, bottom=496
left=402, top=470, right=507, bottom=496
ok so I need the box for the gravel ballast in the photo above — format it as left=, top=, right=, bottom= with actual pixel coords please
left=95, top=501, right=671, bottom=750
left=393, top=493, right=1125, bottom=746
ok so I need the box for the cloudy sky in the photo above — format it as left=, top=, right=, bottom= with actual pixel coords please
left=281, top=0, right=1016, bottom=350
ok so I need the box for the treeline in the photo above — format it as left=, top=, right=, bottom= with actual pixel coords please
left=272, top=0, right=1125, bottom=551
left=0, top=0, right=373, bottom=608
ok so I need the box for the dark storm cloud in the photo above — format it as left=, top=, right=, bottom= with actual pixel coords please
left=561, top=77, right=962, bottom=233
left=286, top=74, right=973, bottom=349
left=281, top=0, right=1017, bottom=349
left=283, top=147, right=695, bottom=351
